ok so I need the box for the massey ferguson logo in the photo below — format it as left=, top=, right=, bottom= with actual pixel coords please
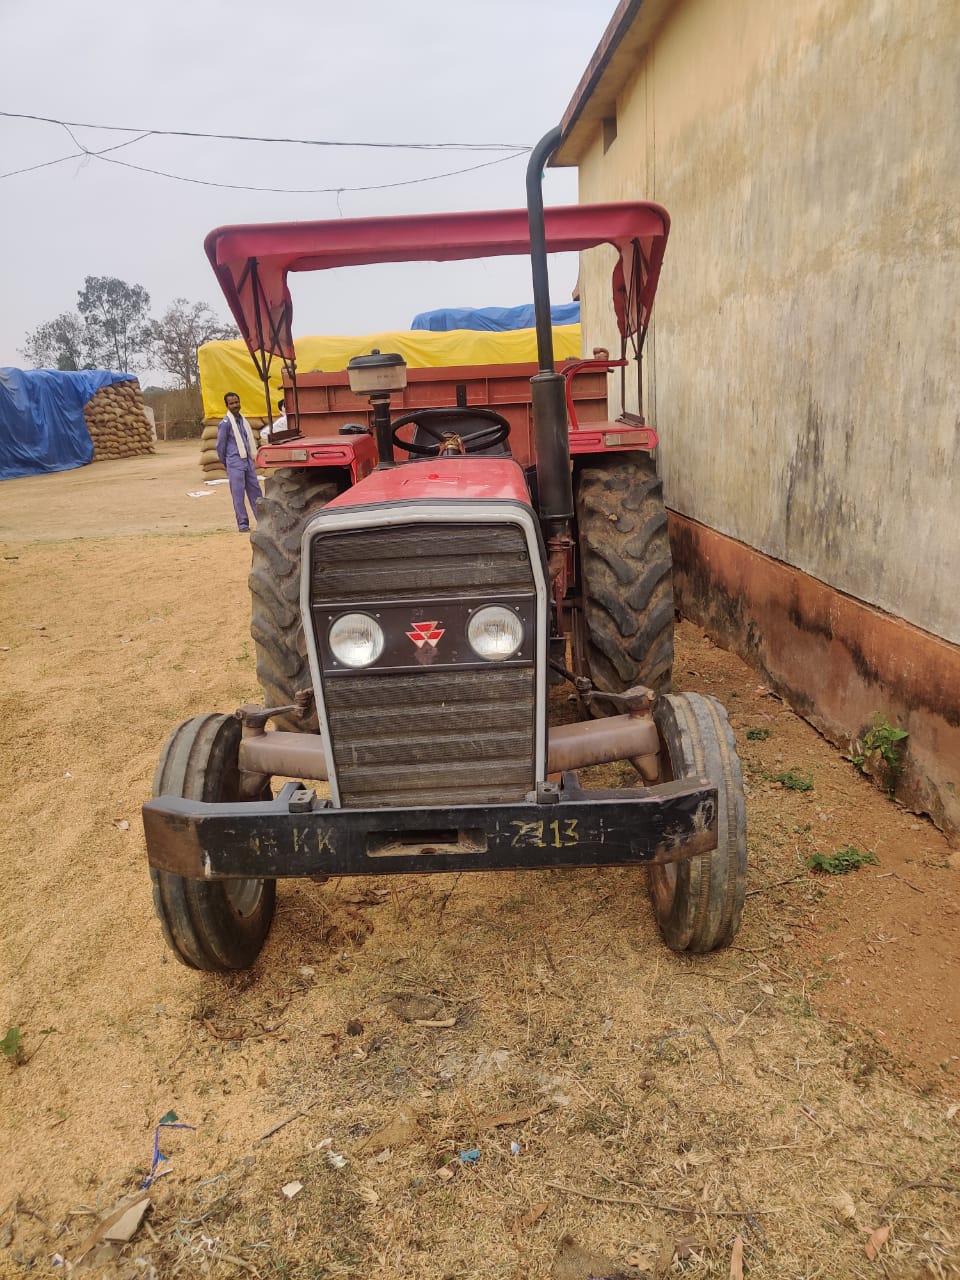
left=407, top=620, right=445, bottom=650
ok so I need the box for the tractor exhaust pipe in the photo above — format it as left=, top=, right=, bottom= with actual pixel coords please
left=527, top=127, right=574, bottom=541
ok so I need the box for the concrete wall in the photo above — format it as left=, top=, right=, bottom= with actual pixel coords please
left=572, top=0, right=960, bottom=644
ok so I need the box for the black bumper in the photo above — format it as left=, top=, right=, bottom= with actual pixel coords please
left=142, top=773, right=718, bottom=879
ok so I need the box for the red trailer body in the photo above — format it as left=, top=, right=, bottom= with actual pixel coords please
left=257, top=359, right=657, bottom=485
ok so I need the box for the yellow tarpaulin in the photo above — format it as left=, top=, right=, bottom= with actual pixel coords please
left=198, top=326, right=582, bottom=420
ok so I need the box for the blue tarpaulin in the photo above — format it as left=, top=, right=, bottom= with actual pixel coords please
left=0, top=368, right=135, bottom=480
left=410, top=302, right=580, bottom=332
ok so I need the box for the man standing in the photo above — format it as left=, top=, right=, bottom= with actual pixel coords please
left=216, top=391, right=262, bottom=532
left=261, top=397, right=286, bottom=445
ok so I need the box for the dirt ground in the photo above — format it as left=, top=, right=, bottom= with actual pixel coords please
left=1, top=441, right=958, bottom=1279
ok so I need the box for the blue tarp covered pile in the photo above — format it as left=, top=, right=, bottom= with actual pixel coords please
left=411, top=302, right=580, bottom=332
left=0, top=368, right=135, bottom=480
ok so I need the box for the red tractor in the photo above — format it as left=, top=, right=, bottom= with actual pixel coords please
left=143, top=128, right=747, bottom=971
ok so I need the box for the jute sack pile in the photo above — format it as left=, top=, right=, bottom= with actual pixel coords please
left=83, top=381, right=155, bottom=461
left=199, top=416, right=266, bottom=479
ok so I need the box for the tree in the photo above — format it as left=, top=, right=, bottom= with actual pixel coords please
left=77, top=276, right=151, bottom=372
left=147, top=299, right=238, bottom=388
left=20, top=312, right=88, bottom=370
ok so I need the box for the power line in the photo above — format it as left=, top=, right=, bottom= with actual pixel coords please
left=0, top=109, right=529, bottom=152
left=0, top=130, right=152, bottom=180
left=1, top=118, right=528, bottom=193
left=0, top=110, right=532, bottom=192
left=90, top=148, right=526, bottom=194
left=1, top=151, right=84, bottom=180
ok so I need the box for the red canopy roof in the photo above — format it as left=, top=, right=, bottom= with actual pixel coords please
left=204, top=203, right=670, bottom=363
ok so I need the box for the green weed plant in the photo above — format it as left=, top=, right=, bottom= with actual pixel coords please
left=808, top=846, right=878, bottom=875
left=765, top=769, right=814, bottom=792
left=1, top=1027, right=23, bottom=1064
left=852, top=716, right=908, bottom=776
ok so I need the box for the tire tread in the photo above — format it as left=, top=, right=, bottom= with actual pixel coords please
left=648, top=692, right=747, bottom=953
left=574, top=454, right=674, bottom=693
left=150, top=714, right=276, bottom=971
left=249, top=471, right=337, bottom=730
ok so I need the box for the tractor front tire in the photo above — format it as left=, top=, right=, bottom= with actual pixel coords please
left=150, top=714, right=276, bottom=971
left=250, top=470, right=338, bottom=732
left=648, top=693, right=747, bottom=952
left=574, top=453, right=674, bottom=693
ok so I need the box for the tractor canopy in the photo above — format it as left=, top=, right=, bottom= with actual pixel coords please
left=204, top=203, right=670, bottom=370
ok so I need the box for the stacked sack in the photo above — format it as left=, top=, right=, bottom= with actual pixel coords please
left=199, top=419, right=226, bottom=478
left=199, top=416, right=266, bottom=479
left=83, top=380, right=155, bottom=460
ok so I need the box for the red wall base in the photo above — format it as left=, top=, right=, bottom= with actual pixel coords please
left=669, top=512, right=960, bottom=845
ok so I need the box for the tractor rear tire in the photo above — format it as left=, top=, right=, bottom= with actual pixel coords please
left=574, top=454, right=674, bottom=693
left=150, top=714, right=276, bottom=971
left=648, top=693, right=747, bottom=953
left=250, top=470, right=338, bottom=732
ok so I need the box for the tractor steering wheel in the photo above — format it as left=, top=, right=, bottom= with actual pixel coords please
left=390, top=407, right=512, bottom=457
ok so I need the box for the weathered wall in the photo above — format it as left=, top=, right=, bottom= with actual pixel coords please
left=573, top=0, right=960, bottom=644
left=670, top=512, right=960, bottom=841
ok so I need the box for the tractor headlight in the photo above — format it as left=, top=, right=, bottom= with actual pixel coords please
left=329, top=613, right=385, bottom=668
left=467, top=605, right=523, bottom=661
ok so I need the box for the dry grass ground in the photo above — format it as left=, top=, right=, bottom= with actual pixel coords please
left=0, top=444, right=957, bottom=1278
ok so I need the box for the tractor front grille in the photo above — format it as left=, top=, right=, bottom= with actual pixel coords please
left=308, top=521, right=539, bottom=808
left=325, top=667, right=535, bottom=807
left=310, top=523, right=534, bottom=602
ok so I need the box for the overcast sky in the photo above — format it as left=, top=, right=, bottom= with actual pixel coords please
left=1, top=0, right=611, bottom=380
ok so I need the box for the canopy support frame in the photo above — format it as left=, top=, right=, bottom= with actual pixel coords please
left=619, top=239, right=651, bottom=422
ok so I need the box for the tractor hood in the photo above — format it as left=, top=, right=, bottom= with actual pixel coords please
left=323, top=455, right=532, bottom=511
left=204, top=203, right=669, bottom=366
